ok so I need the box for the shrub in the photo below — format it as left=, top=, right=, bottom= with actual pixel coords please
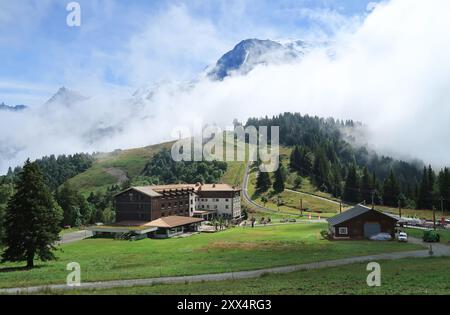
left=423, top=230, right=440, bottom=243
left=320, top=230, right=330, bottom=240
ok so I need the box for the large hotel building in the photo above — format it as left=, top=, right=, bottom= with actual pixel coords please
left=114, top=183, right=242, bottom=223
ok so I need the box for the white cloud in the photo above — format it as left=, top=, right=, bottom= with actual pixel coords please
left=1, top=0, right=450, bottom=173
left=122, top=5, right=231, bottom=85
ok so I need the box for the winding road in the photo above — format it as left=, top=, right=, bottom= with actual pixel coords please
left=242, top=162, right=331, bottom=221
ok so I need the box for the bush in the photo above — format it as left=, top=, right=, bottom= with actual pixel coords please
left=320, top=230, right=330, bottom=240
left=423, top=230, right=440, bottom=243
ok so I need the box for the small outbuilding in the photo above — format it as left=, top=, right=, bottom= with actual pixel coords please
left=327, top=205, right=398, bottom=240
left=144, top=216, right=204, bottom=239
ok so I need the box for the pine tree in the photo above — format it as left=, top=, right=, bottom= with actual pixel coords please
left=330, top=167, right=343, bottom=198
left=343, top=165, right=359, bottom=203
left=1, top=160, right=63, bottom=268
left=289, top=146, right=302, bottom=173
left=289, top=146, right=312, bottom=176
left=383, top=170, right=400, bottom=207
left=417, top=167, right=429, bottom=209
left=255, top=171, right=271, bottom=193
left=272, top=166, right=285, bottom=193
left=56, top=182, right=92, bottom=226
left=312, top=148, right=330, bottom=189
left=427, top=165, right=436, bottom=209
left=299, top=147, right=313, bottom=176
left=360, top=167, right=373, bottom=204
left=438, top=167, right=450, bottom=211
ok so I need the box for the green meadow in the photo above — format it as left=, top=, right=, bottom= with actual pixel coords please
left=0, top=223, right=421, bottom=289
left=62, top=256, right=450, bottom=295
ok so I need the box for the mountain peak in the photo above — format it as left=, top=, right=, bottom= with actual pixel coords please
left=45, top=87, right=88, bottom=107
left=207, top=38, right=306, bottom=80
left=0, top=102, right=27, bottom=112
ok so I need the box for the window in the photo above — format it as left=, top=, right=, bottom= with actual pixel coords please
left=225, top=199, right=229, bottom=202
left=338, top=227, right=348, bottom=235
left=225, top=205, right=229, bottom=209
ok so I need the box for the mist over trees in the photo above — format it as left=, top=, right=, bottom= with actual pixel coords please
left=248, top=113, right=449, bottom=210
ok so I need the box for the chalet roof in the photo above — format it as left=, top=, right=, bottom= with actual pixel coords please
left=151, top=184, right=195, bottom=192
left=144, top=216, right=204, bottom=228
left=327, top=204, right=398, bottom=226
left=196, top=183, right=241, bottom=192
left=115, top=183, right=240, bottom=199
left=132, top=186, right=162, bottom=197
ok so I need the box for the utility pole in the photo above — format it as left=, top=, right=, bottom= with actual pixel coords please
left=339, top=201, right=342, bottom=214
left=433, top=206, right=436, bottom=230
left=441, top=196, right=444, bottom=217
left=371, top=190, right=375, bottom=210
left=398, top=199, right=402, bottom=218
left=300, top=198, right=303, bottom=216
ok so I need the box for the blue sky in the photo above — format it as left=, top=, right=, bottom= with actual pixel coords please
left=2, top=0, right=450, bottom=171
left=0, top=0, right=378, bottom=106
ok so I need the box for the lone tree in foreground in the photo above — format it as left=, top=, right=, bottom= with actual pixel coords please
left=2, top=160, right=63, bottom=268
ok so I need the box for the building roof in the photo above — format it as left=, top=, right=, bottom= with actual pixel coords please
left=144, top=216, right=204, bottom=228
left=116, top=186, right=162, bottom=198
left=195, top=183, right=241, bottom=192
left=151, top=184, right=195, bottom=192
left=327, top=204, right=398, bottom=226
left=115, top=183, right=240, bottom=199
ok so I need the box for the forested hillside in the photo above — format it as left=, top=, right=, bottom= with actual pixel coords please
left=248, top=113, right=449, bottom=211
left=0, top=143, right=230, bottom=230
left=1, top=112, right=448, bottom=234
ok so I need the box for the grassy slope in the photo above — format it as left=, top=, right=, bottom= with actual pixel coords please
left=247, top=168, right=342, bottom=219
left=65, top=136, right=248, bottom=195
left=63, top=256, right=450, bottom=295
left=221, top=161, right=246, bottom=187
left=66, top=141, right=174, bottom=195
left=0, top=224, right=421, bottom=289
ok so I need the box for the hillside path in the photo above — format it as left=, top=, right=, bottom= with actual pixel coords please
left=58, top=230, right=93, bottom=245
left=242, top=162, right=328, bottom=221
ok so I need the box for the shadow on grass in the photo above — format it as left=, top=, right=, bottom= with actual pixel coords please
left=0, top=265, right=44, bottom=273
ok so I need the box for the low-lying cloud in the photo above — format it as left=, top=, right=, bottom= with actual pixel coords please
left=1, top=0, right=449, bottom=174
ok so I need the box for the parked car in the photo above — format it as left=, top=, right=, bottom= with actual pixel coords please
left=398, top=232, right=408, bottom=242
left=370, top=233, right=392, bottom=241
